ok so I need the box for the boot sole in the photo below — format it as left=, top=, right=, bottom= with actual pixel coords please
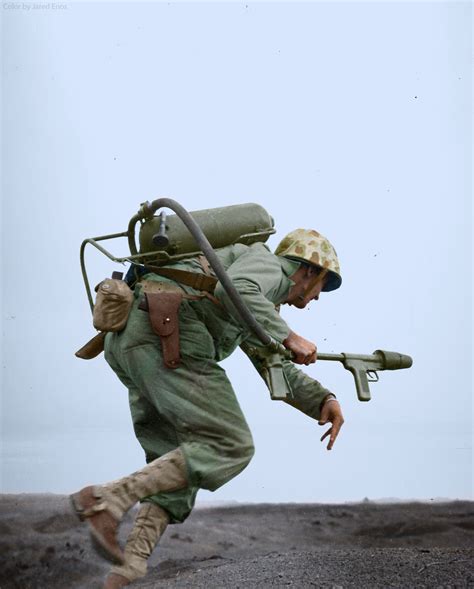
left=69, top=492, right=124, bottom=565
left=70, top=492, right=86, bottom=521
left=89, top=526, right=124, bottom=565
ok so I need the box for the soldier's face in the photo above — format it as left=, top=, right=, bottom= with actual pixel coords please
left=286, top=267, right=327, bottom=308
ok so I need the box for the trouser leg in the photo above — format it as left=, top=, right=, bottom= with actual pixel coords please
left=105, top=297, right=255, bottom=494
left=126, top=384, right=200, bottom=523
left=103, top=296, right=255, bottom=531
left=119, top=342, right=255, bottom=493
left=103, top=348, right=200, bottom=524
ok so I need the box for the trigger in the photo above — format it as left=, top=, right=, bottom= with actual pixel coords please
left=367, top=370, right=379, bottom=383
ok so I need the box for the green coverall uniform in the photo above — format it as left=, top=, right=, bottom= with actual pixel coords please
left=104, top=242, right=332, bottom=524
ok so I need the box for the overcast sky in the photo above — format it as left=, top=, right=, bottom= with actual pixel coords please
left=2, top=1, right=472, bottom=504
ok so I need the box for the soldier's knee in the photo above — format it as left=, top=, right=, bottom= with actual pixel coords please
left=236, top=435, right=255, bottom=469
left=244, top=439, right=255, bottom=463
left=221, top=430, right=254, bottom=467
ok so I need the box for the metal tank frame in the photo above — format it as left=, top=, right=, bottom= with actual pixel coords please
left=80, top=199, right=275, bottom=315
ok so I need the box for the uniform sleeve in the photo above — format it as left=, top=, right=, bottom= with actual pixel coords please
left=213, top=244, right=292, bottom=344
left=280, top=360, right=332, bottom=421
left=241, top=343, right=332, bottom=421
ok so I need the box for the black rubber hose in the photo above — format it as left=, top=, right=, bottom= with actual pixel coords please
left=145, top=197, right=274, bottom=347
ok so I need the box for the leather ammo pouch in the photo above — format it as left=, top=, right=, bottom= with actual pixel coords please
left=138, top=281, right=184, bottom=369
left=93, top=276, right=134, bottom=332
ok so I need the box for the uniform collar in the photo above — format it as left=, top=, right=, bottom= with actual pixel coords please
left=278, top=256, right=300, bottom=283
left=275, top=255, right=300, bottom=304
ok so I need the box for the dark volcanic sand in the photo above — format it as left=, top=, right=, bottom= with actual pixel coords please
left=0, top=495, right=472, bottom=588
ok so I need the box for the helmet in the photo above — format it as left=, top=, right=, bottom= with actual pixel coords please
left=274, top=228, right=342, bottom=292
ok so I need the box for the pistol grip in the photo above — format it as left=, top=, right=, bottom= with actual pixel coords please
left=267, top=365, right=292, bottom=400
left=344, top=359, right=372, bottom=401
left=261, top=353, right=293, bottom=400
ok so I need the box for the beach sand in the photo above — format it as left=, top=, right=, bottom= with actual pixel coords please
left=0, top=495, right=472, bottom=588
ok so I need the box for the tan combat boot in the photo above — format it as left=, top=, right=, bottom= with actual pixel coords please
left=71, top=447, right=187, bottom=564
left=102, top=502, right=170, bottom=588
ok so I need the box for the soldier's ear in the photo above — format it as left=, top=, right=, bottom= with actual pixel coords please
left=301, top=265, right=311, bottom=278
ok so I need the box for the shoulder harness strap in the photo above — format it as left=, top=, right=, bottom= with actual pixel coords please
left=144, top=264, right=218, bottom=293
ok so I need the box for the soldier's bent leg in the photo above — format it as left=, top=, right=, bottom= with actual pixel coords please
left=122, top=343, right=255, bottom=492
left=103, top=502, right=170, bottom=588
left=106, top=297, right=256, bottom=493
left=126, top=386, right=200, bottom=523
left=103, top=344, right=199, bottom=524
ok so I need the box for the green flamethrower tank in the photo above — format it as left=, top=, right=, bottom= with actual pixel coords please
left=136, top=203, right=275, bottom=263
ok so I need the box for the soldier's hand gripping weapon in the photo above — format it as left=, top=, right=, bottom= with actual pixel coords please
left=78, top=198, right=413, bottom=401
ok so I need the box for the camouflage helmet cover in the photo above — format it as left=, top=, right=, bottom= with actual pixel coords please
left=274, top=228, right=342, bottom=292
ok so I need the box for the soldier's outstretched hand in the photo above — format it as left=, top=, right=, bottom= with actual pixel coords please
left=318, top=398, right=344, bottom=450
